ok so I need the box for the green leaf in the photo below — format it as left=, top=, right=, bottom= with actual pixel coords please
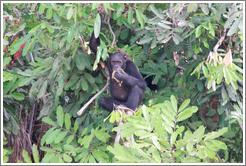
left=3, top=57, right=11, bottom=68
left=83, top=134, right=93, bottom=148
left=39, top=4, right=46, bottom=14
left=54, top=131, right=68, bottom=144
left=53, top=12, right=61, bottom=24
left=10, top=93, right=25, bottom=101
left=109, top=111, right=116, bottom=123
left=149, top=4, right=164, bottom=19
left=46, top=8, right=53, bottom=19
left=10, top=32, right=33, bottom=55
left=95, top=131, right=106, bottom=142
left=170, top=95, right=177, bottom=112
left=73, top=120, right=79, bottom=133
left=224, top=67, right=232, bottom=84
left=94, top=13, right=101, bottom=38
left=22, top=150, right=32, bottom=163
left=198, top=148, right=206, bottom=159
left=46, top=22, right=54, bottom=33
left=46, top=129, right=61, bottom=144
left=41, top=127, right=55, bottom=146
left=152, top=147, right=161, bottom=163
left=37, top=80, right=48, bottom=99
left=56, top=106, right=64, bottom=127
left=81, top=127, right=88, bottom=137
left=183, top=156, right=200, bottom=163
left=64, top=144, right=75, bottom=151
left=170, top=132, right=178, bottom=145
left=136, top=9, right=144, bottom=29
left=152, top=136, right=161, bottom=150
left=205, top=147, right=215, bottom=159
left=195, top=25, right=203, bottom=38
left=177, top=106, right=198, bottom=122
left=187, top=3, right=197, bottom=13
left=193, top=125, right=205, bottom=143
left=158, top=23, right=171, bottom=29
left=65, top=113, right=71, bottom=130
left=186, top=142, right=193, bottom=154
left=32, top=144, right=39, bottom=163
left=202, top=65, right=209, bottom=77
left=137, top=37, right=153, bottom=45
left=5, top=23, right=26, bottom=37
left=128, top=9, right=133, bottom=24
left=63, top=154, right=72, bottom=162
left=81, top=78, right=89, bottom=91
left=178, top=99, right=190, bottom=113
left=227, top=17, right=241, bottom=36
left=201, top=4, right=209, bottom=15
left=42, top=117, right=56, bottom=126
left=204, top=127, right=228, bottom=141
left=67, top=7, right=73, bottom=20
left=3, top=71, right=14, bottom=82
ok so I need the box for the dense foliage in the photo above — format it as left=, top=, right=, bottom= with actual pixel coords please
left=2, top=3, right=244, bottom=163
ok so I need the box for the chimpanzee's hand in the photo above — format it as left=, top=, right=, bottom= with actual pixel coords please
left=114, top=69, right=128, bottom=81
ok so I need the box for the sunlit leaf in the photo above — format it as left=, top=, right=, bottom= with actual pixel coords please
left=67, top=7, right=73, bottom=20
left=56, top=106, right=64, bottom=127
left=37, top=80, right=47, bottom=99
left=32, top=144, right=39, bottom=163
left=22, top=150, right=32, bottom=163
left=42, top=117, right=56, bottom=126
left=178, top=99, right=190, bottom=113
left=65, top=113, right=71, bottom=130
left=94, top=13, right=101, bottom=38
left=10, top=93, right=25, bottom=101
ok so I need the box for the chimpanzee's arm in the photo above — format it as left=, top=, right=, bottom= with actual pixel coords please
left=88, top=13, right=105, bottom=55
left=116, top=60, right=147, bottom=91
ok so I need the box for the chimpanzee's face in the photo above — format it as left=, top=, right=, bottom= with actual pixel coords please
left=110, top=53, right=126, bottom=71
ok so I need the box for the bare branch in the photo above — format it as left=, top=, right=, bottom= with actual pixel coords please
left=77, top=83, right=109, bottom=116
left=106, top=10, right=116, bottom=49
left=213, top=29, right=227, bottom=53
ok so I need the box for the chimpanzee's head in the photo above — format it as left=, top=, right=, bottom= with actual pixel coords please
left=108, top=52, right=126, bottom=72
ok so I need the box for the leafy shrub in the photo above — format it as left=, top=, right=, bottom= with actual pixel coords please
left=108, top=95, right=228, bottom=163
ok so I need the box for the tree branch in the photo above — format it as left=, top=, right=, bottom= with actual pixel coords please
left=213, top=29, right=227, bottom=53
left=77, top=83, right=109, bottom=116
left=106, top=10, right=116, bottom=49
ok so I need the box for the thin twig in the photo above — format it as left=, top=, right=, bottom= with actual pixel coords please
left=28, top=104, right=35, bottom=138
left=77, top=83, right=109, bottom=116
left=216, top=152, right=224, bottom=163
left=106, top=10, right=116, bottom=49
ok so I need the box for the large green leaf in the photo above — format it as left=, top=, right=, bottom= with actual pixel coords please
left=22, top=150, right=32, bottom=163
left=94, top=13, right=101, bottom=38
left=204, top=127, right=228, bottom=141
left=32, top=144, right=39, bottom=163
left=10, top=93, right=25, bottom=101
left=46, top=8, right=53, bottom=19
left=178, top=99, right=190, bottom=113
left=54, top=131, right=68, bottom=144
left=42, top=117, right=56, bottom=126
left=177, top=106, right=198, bottom=122
left=65, top=113, right=71, bottom=130
left=56, top=106, right=64, bottom=127
left=136, top=10, right=144, bottom=29
left=37, top=80, right=48, bottom=99
left=67, top=6, right=73, bottom=20
left=227, top=17, right=242, bottom=36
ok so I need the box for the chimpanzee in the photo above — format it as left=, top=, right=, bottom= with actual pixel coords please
left=89, top=13, right=147, bottom=112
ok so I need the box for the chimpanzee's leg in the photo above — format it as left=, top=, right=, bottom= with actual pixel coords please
left=98, top=97, right=124, bottom=112
left=125, top=85, right=144, bottom=110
